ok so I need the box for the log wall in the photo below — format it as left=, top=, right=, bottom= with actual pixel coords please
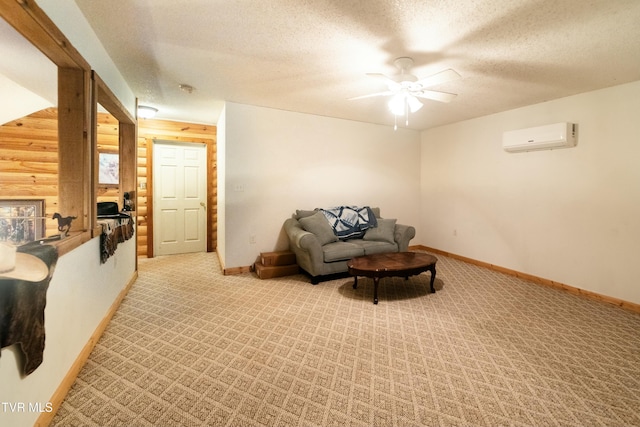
left=138, top=118, right=217, bottom=257
left=0, top=109, right=217, bottom=257
left=0, top=108, right=60, bottom=237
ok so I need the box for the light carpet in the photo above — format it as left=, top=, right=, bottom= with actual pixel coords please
left=51, top=251, right=640, bottom=426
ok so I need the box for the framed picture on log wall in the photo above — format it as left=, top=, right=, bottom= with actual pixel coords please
left=98, top=152, right=119, bottom=185
left=0, top=199, right=46, bottom=244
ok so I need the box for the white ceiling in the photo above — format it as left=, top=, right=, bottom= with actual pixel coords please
left=65, top=1, right=640, bottom=129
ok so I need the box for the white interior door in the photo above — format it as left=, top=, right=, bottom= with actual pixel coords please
left=153, top=141, right=207, bottom=256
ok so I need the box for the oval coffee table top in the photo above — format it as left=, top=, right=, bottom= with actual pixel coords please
left=347, top=252, right=437, bottom=277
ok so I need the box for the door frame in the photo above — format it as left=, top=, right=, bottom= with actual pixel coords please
left=147, top=137, right=216, bottom=257
left=152, top=140, right=207, bottom=256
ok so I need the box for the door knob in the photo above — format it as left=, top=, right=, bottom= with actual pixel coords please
left=200, top=202, right=206, bottom=211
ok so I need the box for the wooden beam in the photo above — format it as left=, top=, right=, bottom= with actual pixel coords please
left=119, top=123, right=137, bottom=199
left=88, top=73, right=98, bottom=230
left=94, top=72, right=136, bottom=125
left=58, top=67, right=90, bottom=231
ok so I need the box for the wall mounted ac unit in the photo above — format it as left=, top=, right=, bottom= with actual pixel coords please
left=502, top=122, right=576, bottom=152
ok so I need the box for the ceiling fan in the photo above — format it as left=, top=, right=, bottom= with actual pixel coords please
left=350, top=57, right=461, bottom=128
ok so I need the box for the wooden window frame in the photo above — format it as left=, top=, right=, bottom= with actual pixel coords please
left=1, top=0, right=136, bottom=258
left=91, top=72, right=137, bottom=257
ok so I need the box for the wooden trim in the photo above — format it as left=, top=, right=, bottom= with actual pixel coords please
left=53, top=231, right=93, bottom=257
left=207, top=141, right=215, bottom=252
left=92, top=71, right=138, bottom=266
left=94, top=72, right=135, bottom=125
left=91, top=225, right=102, bottom=238
left=414, top=245, right=640, bottom=315
left=120, top=122, right=138, bottom=271
left=119, top=122, right=137, bottom=207
left=89, top=73, right=99, bottom=231
left=217, top=251, right=225, bottom=272
left=215, top=240, right=255, bottom=275
left=147, top=138, right=215, bottom=257
left=34, top=270, right=138, bottom=427
left=137, top=119, right=217, bottom=258
left=146, top=138, right=154, bottom=257
left=224, top=265, right=253, bottom=275
left=36, top=231, right=93, bottom=258
left=1, top=0, right=106, bottom=259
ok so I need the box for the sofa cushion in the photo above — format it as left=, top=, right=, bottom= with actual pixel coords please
left=322, top=241, right=365, bottom=262
left=349, top=239, right=399, bottom=255
left=363, top=218, right=397, bottom=244
left=299, top=211, right=338, bottom=245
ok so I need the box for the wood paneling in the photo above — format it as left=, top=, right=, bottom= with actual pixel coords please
left=0, top=108, right=60, bottom=237
left=137, top=118, right=217, bottom=257
left=0, top=109, right=216, bottom=257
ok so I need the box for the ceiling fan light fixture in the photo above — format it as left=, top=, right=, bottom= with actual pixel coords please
left=137, top=105, right=158, bottom=119
left=351, top=57, right=460, bottom=129
left=407, top=95, right=423, bottom=113
left=388, top=93, right=405, bottom=115
left=388, top=93, right=423, bottom=115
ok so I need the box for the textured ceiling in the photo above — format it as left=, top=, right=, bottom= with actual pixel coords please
left=73, top=0, right=640, bottom=130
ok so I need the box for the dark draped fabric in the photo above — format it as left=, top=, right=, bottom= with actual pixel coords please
left=0, top=242, right=58, bottom=376
left=99, top=217, right=134, bottom=263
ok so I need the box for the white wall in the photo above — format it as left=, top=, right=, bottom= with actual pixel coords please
left=0, top=237, right=135, bottom=426
left=420, top=81, right=640, bottom=305
left=0, top=4, right=138, bottom=425
left=220, top=102, right=421, bottom=269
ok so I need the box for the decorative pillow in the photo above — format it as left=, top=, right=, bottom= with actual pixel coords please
left=299, top=211, right=338, bottom=245
left=295, top=209, right=317, bottom=220
left=363, top=218, right=396, bottom=244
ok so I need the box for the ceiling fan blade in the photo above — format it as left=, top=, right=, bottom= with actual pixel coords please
left=366, top=73, right=401, bottom=90
left=348, top=90, right=394, bottom=101
left=413, top=90, right=458, bottom=103
left=413, top=68, right=461, bottom=89
left=366, top=72, right=394, bottom=82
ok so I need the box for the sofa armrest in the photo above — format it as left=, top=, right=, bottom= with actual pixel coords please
left=283, top=217, right=324, bottom=275
left=294, top=229, right=322, bottom=252
left=394, top=223, right=416, bottom=252
left=284, top=218, right=318, bottom=250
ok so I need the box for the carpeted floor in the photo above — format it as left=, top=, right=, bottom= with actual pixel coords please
left=51, top=251, right=640, bottom=426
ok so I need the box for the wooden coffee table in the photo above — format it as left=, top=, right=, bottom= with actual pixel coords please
left=347, top=252, right=437, bottom=304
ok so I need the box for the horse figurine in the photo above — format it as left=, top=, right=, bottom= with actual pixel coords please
left=52, top=213, right=76, bottom=236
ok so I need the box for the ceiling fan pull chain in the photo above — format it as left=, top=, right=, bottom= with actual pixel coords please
left=405, top=96, right=409, bottom=126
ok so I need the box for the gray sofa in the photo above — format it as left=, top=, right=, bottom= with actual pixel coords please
left=283, top=207, right=415, bottom=283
